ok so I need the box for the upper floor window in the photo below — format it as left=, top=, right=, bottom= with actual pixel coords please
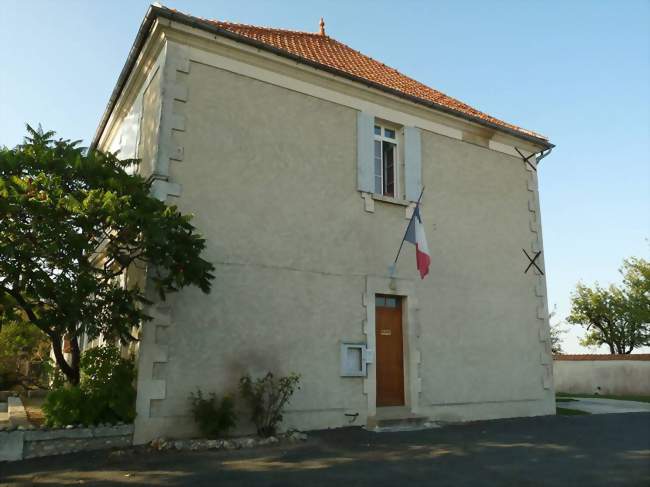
left=374, top=124, right=398, bottom=197
left=357, top=111, right=421, bottom=204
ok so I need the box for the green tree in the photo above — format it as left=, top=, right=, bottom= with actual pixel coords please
left=548, top=306, right=567, bottom=355
left=567, top=258, right=649, bottom=354
left=0, top=126, right=214, bottom=384
left=0, top=319, right=51, bottom=389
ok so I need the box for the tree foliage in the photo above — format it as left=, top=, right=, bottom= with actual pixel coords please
left=0, top=319, right=51, bottom=389
left=567, top=258, right=649, bottom=354
left=0, top=126, right=214, bottom=384
left=548, top=306, right=567, bottom=355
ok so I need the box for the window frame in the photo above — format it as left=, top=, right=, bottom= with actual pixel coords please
left=373, top=123, right=400, bottom=198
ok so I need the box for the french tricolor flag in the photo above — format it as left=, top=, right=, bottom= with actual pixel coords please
left=404, top=205, right=431, bottom=279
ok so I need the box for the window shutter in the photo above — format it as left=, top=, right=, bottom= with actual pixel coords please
left=404, top=126, right=422, bottom=201
left=120, top=95, right=143, bottom=159
left=357, top=111, right=374, bottom=193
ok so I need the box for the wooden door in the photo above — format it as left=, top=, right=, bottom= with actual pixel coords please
left=375, top=295, right=405, bottom=407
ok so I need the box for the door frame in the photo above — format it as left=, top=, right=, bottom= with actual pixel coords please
left=364, top=275, right=421, bottom=422
left=375, top=294, right=406, bottom=407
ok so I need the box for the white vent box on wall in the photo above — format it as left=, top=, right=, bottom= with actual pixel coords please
left=340, top=342, right=373, bottom=377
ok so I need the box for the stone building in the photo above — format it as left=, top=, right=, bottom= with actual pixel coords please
left=92, top=5, right=556, bottom=443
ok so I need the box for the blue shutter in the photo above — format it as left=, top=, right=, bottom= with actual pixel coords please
left=404, top=126, right=422, bottom=201
left=357, top=111, right=374, bottom=193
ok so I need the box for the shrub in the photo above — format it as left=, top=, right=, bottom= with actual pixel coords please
left=80, top=345, right=136, bottom=423
left=41, top=386, right=86, bottom=427
left=42, top=345, right=136, bottom=427
left=189, top=389, right=237, bottom=437
left=239, top=372, right=300, bottom=437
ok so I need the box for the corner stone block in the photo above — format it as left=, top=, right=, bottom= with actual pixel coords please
left=527, top=177, right=537, bottom=192
left=540, top=351, right=550, bottom=365
left=136, top=380, right=166, bottom=417
left=169, top=113, right=186, bottom=132
left=139, top=380, right=166, bottom=401
left=155, top=325, right=170, bottom=345
left=542, top=366, right=552, bottom=389
left=171, top=83, right=188, bottom=102
left=539, top=326, right=549, bottom=342
left=151, top=345, right=169, bottom=363
left=170, top=144, right=184, bottom=162
left=148, top=306, right=173, bottom=324
left=537, top=305, right=547, bottom=320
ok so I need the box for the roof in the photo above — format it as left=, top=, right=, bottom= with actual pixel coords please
left=554, top=354, right=650, bottom=361
left=204, top=19, right=547, bottom=142
left=92, top=5, right=552, bottom=149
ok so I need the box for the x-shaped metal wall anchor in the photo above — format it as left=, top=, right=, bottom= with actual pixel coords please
left=522, top=249, right=544, bottom=275
left=515, top=147, right=537, bottom=172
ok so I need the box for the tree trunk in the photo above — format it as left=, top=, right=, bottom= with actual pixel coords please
left=69, top=336, right=81, bottom=381
left=50, top=333, right=80, bottom=385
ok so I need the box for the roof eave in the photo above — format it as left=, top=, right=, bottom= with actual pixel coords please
left=91, top=5, right=554, bottom=151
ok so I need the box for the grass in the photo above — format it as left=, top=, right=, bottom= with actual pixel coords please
left=556, top=407, right=590, bottom=416
left=556, top=392, right=650, bottom=403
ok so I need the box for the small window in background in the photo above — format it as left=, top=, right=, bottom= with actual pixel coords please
left=375, top=296, right=386, bottom=307
left=373, top=123, right=400, bottom=198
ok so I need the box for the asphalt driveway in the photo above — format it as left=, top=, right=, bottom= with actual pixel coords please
left=1, top=413, right=649, bottom=486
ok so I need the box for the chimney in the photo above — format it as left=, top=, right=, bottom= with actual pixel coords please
left=319, top=17, right=326, bottom=36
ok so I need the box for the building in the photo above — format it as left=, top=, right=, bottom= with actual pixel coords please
left=91, top=5, right=556, bottom=444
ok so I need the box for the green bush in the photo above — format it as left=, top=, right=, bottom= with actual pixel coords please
left=41, top=386, right=86, bottom=427
left=239, top=372, right=300, bottom=437
left=189, top=389, right=237, bottom=437
left=42, top=345, right=136, bottom=427
left=80, top=346, right=136, bottom=423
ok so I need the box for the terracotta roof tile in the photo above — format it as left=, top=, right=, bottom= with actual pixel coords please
left=196, top=17, right=547, bottom=141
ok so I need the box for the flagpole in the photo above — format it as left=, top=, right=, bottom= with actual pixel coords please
left=390, top=186, right=425, bottom=274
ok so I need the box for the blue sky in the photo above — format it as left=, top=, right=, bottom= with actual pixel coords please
left=1, top=1, right=648, bottom=352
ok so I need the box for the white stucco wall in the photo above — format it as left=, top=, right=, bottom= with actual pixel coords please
left=554, top=358, right=650, bottom=396
left=124, top=32, right=554, bottom=444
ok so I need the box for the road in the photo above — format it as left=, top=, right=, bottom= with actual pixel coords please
left=1, top=413, right=649, bottom=486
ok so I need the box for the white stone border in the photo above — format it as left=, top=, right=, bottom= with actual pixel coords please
left=363, top=275, right=420, bottom=424
left=524, top=155, right=554, bottom=390
left=0, top=424, right=134, bottom=462
left=134, top=40, right=190, bottom=446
